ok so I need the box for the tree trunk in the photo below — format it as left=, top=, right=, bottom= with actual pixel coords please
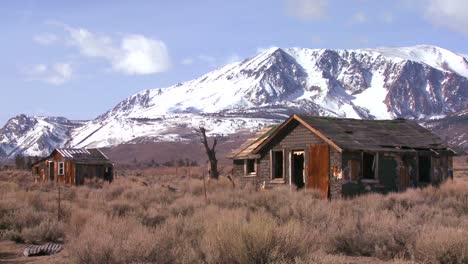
left=196, top=127, right=219, bottom=179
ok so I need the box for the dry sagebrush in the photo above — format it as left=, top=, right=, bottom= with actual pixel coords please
left=0, top=170, right=467, bottom=263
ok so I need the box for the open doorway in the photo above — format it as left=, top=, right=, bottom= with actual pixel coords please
left=418, top=155, right=431, bottom=184
left=272, top=151, right=283, bottom=180
left=362, top=152, right=376, bottom=180
left=291, top=150, right=305, bottom=188
left=48, top=161, right=55, bottom=181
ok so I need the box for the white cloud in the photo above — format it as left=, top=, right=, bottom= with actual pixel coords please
left=64, top=26, right=170, bottom=75
left=382, top=12, right=394, bottom=24
left=181, top=57, right=194, bottom=65
left=25, top=63, right=73, bottom=85
left=33, top=33, right=59, bottom=45
left=285, top=0, right=328, bottom=21
left=351, top=12, right=367, bottom=24
left=423, top=0, right=468, bottom=35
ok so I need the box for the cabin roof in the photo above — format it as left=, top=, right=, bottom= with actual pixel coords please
left=230, top=114, right=453, bottom=159
left=228, top=125, right=279, bottom=159
left=56, top=148, right=110, bottom=162
left=294, top=115, right=449, bottom=151
left=31, top=148, right=111, bottom=166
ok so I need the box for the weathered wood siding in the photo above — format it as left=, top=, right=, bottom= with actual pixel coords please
left=232, top=159, right=244, bottom=178
left=238, top=120, right=342, bottom=198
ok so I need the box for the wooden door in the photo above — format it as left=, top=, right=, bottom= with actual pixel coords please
left=307, top=144, right=329, bottom=198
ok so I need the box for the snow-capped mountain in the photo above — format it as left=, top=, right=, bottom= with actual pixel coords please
left=1, top=45, right=467, bottom=159
left=422, top=109, right=468, bottom=153
left=0, top=115, right=83, bottom=159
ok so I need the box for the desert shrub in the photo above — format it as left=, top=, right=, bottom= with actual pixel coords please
left=110, top=200, right=135, bottom=217
left=169, top=196, right=204, bottom=217
left=327, top=208, right=416, bottom=259
left=2, top=168, right=468, bottom=263
left=72, top=213, right=204, bottom=264
left=21, top=219, right=65, bottom=243
left=413, top=226, right=468, bottom=264
left=84, top=178, right=105, bottom=189
left=105, top=184, right=125, bottom=200
left=69, top=208, right=94, bottom=237
left=138, top=207, right=169, bottom=227
left=202, top=209, right=308, bottom=264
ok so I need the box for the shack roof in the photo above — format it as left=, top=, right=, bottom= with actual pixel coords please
left=31, top=148, right=111, bottom=166
left=56, top=148, right=110, bottom=162
left=228, top=125, right=279, bottom=159
left=230, top=114, right=453, bottom=159
left=295, top=115, right=449, bottom=151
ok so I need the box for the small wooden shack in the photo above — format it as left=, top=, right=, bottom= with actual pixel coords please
left=31, top=148, right=113, bottom=185
left=229, top=114, right=455, bottom=199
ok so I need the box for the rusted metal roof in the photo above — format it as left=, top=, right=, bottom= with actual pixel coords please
left=31, top=148, right=111, bottom=166
left=57, top=148, right=110, bottom=162
left=57, top=148, right=91, bottom=158
left=228, top=125, right=279, bottom=159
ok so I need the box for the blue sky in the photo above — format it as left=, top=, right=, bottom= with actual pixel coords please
left=1, top=0, right=467, bottom=125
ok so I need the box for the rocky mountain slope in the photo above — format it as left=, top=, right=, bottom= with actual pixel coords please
left=422, top=109, right=468, bottom=154
left=1, top=45, right=467, bottom=159
left=0, top=115, right=83, bottom=159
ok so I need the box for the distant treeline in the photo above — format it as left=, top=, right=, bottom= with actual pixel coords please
left=0, top=155, right=42, bottom=170
left=132, top=158, right=199, bottom=168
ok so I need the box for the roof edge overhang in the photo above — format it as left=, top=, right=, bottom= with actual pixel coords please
left=230, top=154, right=262, bottom=160
left=252, top=114, right=343, bottom=154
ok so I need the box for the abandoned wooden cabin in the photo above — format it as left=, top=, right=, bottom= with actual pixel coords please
left=31, top=148, right=113, bottom=185
left=229, top=114, right=455, bottom=198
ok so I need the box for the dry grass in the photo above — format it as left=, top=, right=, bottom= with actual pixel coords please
left=0, top=169, right=467, bottom=264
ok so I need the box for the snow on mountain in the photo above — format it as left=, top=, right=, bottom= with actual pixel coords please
left=366, top=45, right=468, bottom=78
left=0, top=115, right=83, bottom=159
left=422, top=108, right=468, bottom=153
left=1, top=45, right=467, bottom=158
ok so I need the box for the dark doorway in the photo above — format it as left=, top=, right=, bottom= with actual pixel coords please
left=362, top=152, right=376, bottom=180
left=104, top=166, right=113, bottom=182
left=272, top=151, right=283, bottom=179
left=48, top=161, right=55, bottom=181
left=291, top=151, right=305, bottom=188
left=418, top=156, right=431, bottom=184
left=75, top=164, right=84, bottom=185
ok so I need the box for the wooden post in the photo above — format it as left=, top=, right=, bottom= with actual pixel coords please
left=203, top=170, right=207, bottom=203
left=57, top=183, right=61, bottom=222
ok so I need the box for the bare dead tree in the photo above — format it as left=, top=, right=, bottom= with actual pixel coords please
left=195, top=126, right=219, bottom=179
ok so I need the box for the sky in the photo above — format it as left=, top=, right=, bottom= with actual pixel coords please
left=0, top=0, right=467, bottom=126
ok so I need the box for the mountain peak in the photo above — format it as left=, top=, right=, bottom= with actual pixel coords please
left=1, top=45, right=467, bottom=158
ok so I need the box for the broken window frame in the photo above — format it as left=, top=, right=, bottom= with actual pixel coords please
left=244, top=159, right=256, bottom=177
left=58, top=162, right=65, bottom=176
left=270, top=150, right=285, bottom=182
